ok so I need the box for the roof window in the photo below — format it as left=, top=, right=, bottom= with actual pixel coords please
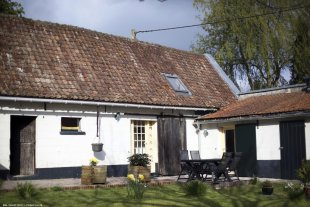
left=163, top=73, right=191, bottom=95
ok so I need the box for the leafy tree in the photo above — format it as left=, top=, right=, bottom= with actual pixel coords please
left=0, top=0, right=24, bottom=16
left=192, top=0, right=310, bottom=90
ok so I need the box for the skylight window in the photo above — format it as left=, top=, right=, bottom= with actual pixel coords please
left=163, top=73, right=191, bottom=95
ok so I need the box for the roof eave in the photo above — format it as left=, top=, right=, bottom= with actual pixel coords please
left=0, top=95, right=217, bottom=112
left=196, top=111, right=310, bottom=124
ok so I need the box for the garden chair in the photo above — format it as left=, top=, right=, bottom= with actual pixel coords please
left=213, top=152, right=233, bottom=183
left=227, top=152, right=242, bottom=180
left=190, top=150, right=201, bottom=160
left=177, top=150, right=192, bottom=182
left=189, top=150, right=214, bottom=181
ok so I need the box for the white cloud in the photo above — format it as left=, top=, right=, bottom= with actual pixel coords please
left=17, top=0, right=204, bottom=51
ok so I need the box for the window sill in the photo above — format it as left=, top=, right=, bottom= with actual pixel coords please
left=60, top=131, right=86, bottom=135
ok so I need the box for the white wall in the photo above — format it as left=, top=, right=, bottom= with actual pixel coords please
left=186, top=119, right=199, bottom=152
left=199, top=125, right=224, bottom=159
left=36, top=115, right=98, bottom=168
left=256, top=120, right=280, bottom=160
left=0, top=101, right=175, bottom=173
left=0, top=114, right=10, bottom=170
left=100, top=116, right=131, bottom=166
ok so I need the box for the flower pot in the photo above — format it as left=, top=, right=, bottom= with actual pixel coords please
left=81, top=166, right=93, bottom=185
left=128, top=165, right=151, bottom=182
left=262, top=187, right=273, bottom=195
left=92, top=143, right=103, bottom=152
left=305, top=186, right=310, bottom=199
left=92, top=165, right=107, bottom=184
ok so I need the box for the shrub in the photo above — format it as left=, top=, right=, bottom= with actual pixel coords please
left=16, top=182, right=36, bottom=199
left=284, top=182, right=304, bottom=200
left=128, top=154, right=151, bottom=167
left=182, top=180, right=208, bottom=197
left=296, top=160, right=310, bottom=186
left=50, top=186, right=64, bottom=191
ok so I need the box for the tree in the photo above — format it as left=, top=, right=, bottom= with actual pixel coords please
left=192, top=0, right=310, bottom=90
left=0, top=0, right=24, bottom=16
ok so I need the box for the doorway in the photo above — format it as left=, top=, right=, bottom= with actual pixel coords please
left=280, top=120, right=306, bottom=179
left=235, top=124, right=257, bottom=177
left=10, top=116, right=36, bottom=176
left=225, top=129, right=235, bottom=152
left=157, top=117, right=186, bottom=175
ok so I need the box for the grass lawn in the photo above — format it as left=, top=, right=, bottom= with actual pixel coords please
left=0, top=182, right=309, bottom=207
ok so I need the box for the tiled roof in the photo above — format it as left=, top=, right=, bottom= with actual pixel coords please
left=198, top=91, right=310, bottom=120
left=0, top=15, right=236, bottom=109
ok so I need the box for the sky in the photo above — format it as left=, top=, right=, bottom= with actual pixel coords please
left=16, top=0, right=204, bottom=51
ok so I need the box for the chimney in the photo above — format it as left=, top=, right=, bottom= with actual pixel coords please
left=131, top=29, right=137, bottom=40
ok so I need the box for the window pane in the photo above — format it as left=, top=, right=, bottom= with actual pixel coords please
left=61, top=117, right=80, bottom=131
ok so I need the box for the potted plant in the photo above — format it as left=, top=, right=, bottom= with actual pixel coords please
left=81, top=157, right=107, bottom=185
left=92, top=136, right=103, bottom=152
left=128, top=154, right=151, bottom=182
left=81, top=158, right=97, bottom=185
left=296, top=160, right=310, bottom=199
left=261, top=180, right=273, bottom=195
left=90, top=157, right=107, bottom=184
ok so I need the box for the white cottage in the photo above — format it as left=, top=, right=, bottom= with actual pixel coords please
left=0, top=15, right=238, bottom=179
left=195, top=83, right=310, bottom=179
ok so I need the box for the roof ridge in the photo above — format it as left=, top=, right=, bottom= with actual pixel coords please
left=0, top=13, right=202, bottom=56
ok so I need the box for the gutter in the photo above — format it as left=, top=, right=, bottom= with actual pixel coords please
left=0, top=96, right=217, bottom=112
left=196, top=111, right=310, bottom=124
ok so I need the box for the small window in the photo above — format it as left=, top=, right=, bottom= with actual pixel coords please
left=163, top=73, right=191, bottom=95
left=60, top=117, right=85, bottom=135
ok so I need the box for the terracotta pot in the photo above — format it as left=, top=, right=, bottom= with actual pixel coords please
left=262, top=187, right=273, bottom=195
left=128, top=165, right=151, bottom=182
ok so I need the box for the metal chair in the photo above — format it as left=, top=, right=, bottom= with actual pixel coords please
left=190, top=150, right=201, bottom=160
left=213, top=152, right=233, bottom=183
left=227, top=152, right=242, bottom=180
left=177, top=150, right=192, bottom=182
left=189, top=150, right=215, bottom=181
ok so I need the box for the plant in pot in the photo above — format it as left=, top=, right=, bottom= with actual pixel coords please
left=90, top=157, right=107, bottom=184
left=128, top=153, right=151, bottom=182
left=92, top=136, right=103, bottom=152
left=296, top=160, right=310, bottom=199
left=261, top=180, right=273, bottom=195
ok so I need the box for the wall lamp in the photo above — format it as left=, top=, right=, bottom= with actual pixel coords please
left=115, top=112, right=121, bottom=121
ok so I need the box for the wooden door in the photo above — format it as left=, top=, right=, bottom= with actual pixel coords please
left=157, top=117, right=186, bottom=175
left=235, top=124, right=257, bottom=177
left=10, top=116, right=36, bottom=175
left=280, top=120, right=306, bottom=179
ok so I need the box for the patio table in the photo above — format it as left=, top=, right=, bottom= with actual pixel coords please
left=180, top=159, right=221, bottom=181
